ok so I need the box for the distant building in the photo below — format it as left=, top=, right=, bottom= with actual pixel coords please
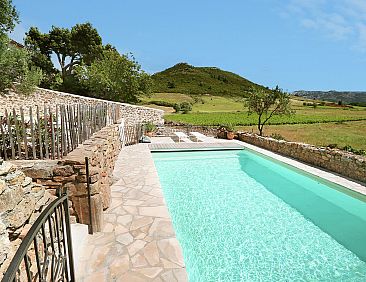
left=9, top=39, right=24, bottom=49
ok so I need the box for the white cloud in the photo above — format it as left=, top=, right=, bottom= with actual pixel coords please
left=284, top=0, right=366, bottom=51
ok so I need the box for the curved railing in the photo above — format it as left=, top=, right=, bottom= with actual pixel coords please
left=2, top=190, right=75, bottom=282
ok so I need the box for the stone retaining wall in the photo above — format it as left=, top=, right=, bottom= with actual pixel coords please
left=238, top=132, right=366, bottom=184
left=0, top=162, right=54, bottom=277
left=157, top=124, right=218, bottom=137
left=0, top=87, right=164, bottom=125
left=13, top=123, right=122, bottom=232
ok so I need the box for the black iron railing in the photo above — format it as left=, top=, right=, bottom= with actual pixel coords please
left=85, top=157, right=93, bottom=235
left=2, top=189, right=75, bottom=282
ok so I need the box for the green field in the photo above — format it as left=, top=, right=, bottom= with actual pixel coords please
left=165, top=108, right=366, bottom=126
left=238, top=121, right=366, bottom=151
left=142, top=92, right=366, bottom=150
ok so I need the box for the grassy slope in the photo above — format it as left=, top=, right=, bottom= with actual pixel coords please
left=141, top=93, right=245, bottom=113
left=151, top=63, right=267, bottom=97
left=144, top=63, right=366, bottom=150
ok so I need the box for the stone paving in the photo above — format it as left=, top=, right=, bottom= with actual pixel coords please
left=77, top=144, right=187, bottom=281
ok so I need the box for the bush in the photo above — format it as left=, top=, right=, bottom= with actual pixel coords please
left=0, top=37, right=43, bottom=94
left=270, top=133, right=286, bottom=140
left=327, top=144, right=338, bottom=149
left=342, top=145, right=366, bottom=155
left=222, top=123, right=235, bottom=132
left=148, top=100, right=175, bottom=107
left=144, top=121, right=156, bottom=133
left=180, top=102, right=192, bottom=114
left=167, top=81, right=175, bottom=88
left=173, top=103, right=181, bottom=113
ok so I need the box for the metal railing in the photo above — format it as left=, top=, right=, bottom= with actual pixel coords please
left=2, top=189, right=75, bottom=282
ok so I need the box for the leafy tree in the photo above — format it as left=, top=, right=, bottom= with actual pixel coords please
left=0, top=36, right=43, bottom=94
left=180, top=102, right=192, bottom=114
left=0, top=0, right=18, bottom=35
left=75, top=50, right=152, bottom=103
left=167, top=81, right=175, bottom=88
left=173, top=103, right=181, bottom=112
left=247, top=87, right=292, bottom=136
left=25, top=23, right=103, bottom=83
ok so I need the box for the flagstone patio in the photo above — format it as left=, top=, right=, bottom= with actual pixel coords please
left=76, top=144, right=187, bottom=281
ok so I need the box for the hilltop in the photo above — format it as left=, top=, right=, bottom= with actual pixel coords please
left=151, top=63, right=268, bottom=97
left=294, top=90, right=366, bottom=106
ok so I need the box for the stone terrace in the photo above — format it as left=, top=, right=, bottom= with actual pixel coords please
left=77, top=144, right=187, bottom=281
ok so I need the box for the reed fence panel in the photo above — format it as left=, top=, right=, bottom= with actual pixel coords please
left=0, top=103, right=121, bottom=160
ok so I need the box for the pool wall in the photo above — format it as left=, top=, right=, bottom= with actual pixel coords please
left=238, top=132, right=366, bottom=184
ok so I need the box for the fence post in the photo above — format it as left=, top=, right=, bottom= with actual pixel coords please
left=20, top=107, right=28, bottom=159
left=0, top=116, right=7, bottom=160
left=44, top=106, right=49, bottom=159
left=36, top=106, right=42, bottom=159
left=13, top=108, right=21, bottom=158
left=29, top=107, right=36, bottom=160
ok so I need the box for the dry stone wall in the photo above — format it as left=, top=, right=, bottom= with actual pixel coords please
left=157, top=124, right=218, bottom=137
left=0, top=162, right=54, bottom=277
left=0, top=87, right=164, bottom=125
left=14, top=123, right=122, bottom=232
left=238, top=132, right=366, bottom=184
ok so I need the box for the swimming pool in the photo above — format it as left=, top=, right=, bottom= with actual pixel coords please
left=152, top=149, right=366, bottom=281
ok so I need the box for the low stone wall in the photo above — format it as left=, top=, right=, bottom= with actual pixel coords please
left=157, top=124, right=218, bottom=137
left=238, top=133, right=366, bottom=184
left=14, top=123, right=122, bottom=232
left=0, top=87, right=164, bottom=125
left=0, top=162, right=54, bottom=276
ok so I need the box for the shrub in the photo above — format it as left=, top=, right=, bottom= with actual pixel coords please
left=148, top=100, right=175, bottom=107
left=0, top=37, right=43, bottom=94
left=222, top=123, right=235, bottom=132
left=270, top=133, right=286, bottom=140
left=327, top=144, right=338, bottom=149
left=342, top=145, right=366, bottom=156
left=180, top=102, right=192, bottom=114
left=144, top=121, right=156, bottom=133
left=167, top=81, right=175, bottom=88
left=173, top=103, right=181, bottom=113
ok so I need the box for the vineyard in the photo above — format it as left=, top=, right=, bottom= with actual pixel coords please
left=165, top=108, right=366, bottom=126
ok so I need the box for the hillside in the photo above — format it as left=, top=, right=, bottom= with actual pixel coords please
left=151, top=63, right=268, bottom=97
left=294, top=90, right=366, bottom=105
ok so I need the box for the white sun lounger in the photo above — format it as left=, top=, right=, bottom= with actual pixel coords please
left=173, top=132, right=193, bottom=143
left=190, top=132, right=214, bottom=142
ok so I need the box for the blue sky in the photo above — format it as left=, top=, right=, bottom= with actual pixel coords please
left=10, top=0, right=366, bottom=92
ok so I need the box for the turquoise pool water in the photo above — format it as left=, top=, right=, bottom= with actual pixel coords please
left=152, top=150, right=366, bottom=281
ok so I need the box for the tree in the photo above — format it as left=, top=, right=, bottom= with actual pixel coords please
left=180, top=102, right=192, bottom=114
left=25, top=23, right=103, bottom=82
left=0, top=36, right=43, bottom=94
left=75, top=50, right=152, bottom=103
left=0, top=0, right=19, bottom=35
left=247, top=87, right=292, bottom=136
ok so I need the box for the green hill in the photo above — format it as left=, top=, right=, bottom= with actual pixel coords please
left=151, top=63, right=268, bottom=97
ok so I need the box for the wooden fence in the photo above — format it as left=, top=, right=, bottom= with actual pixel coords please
left=0, top=103, right=121, bottom=160
left=123, top=124, right=143, bottom=146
